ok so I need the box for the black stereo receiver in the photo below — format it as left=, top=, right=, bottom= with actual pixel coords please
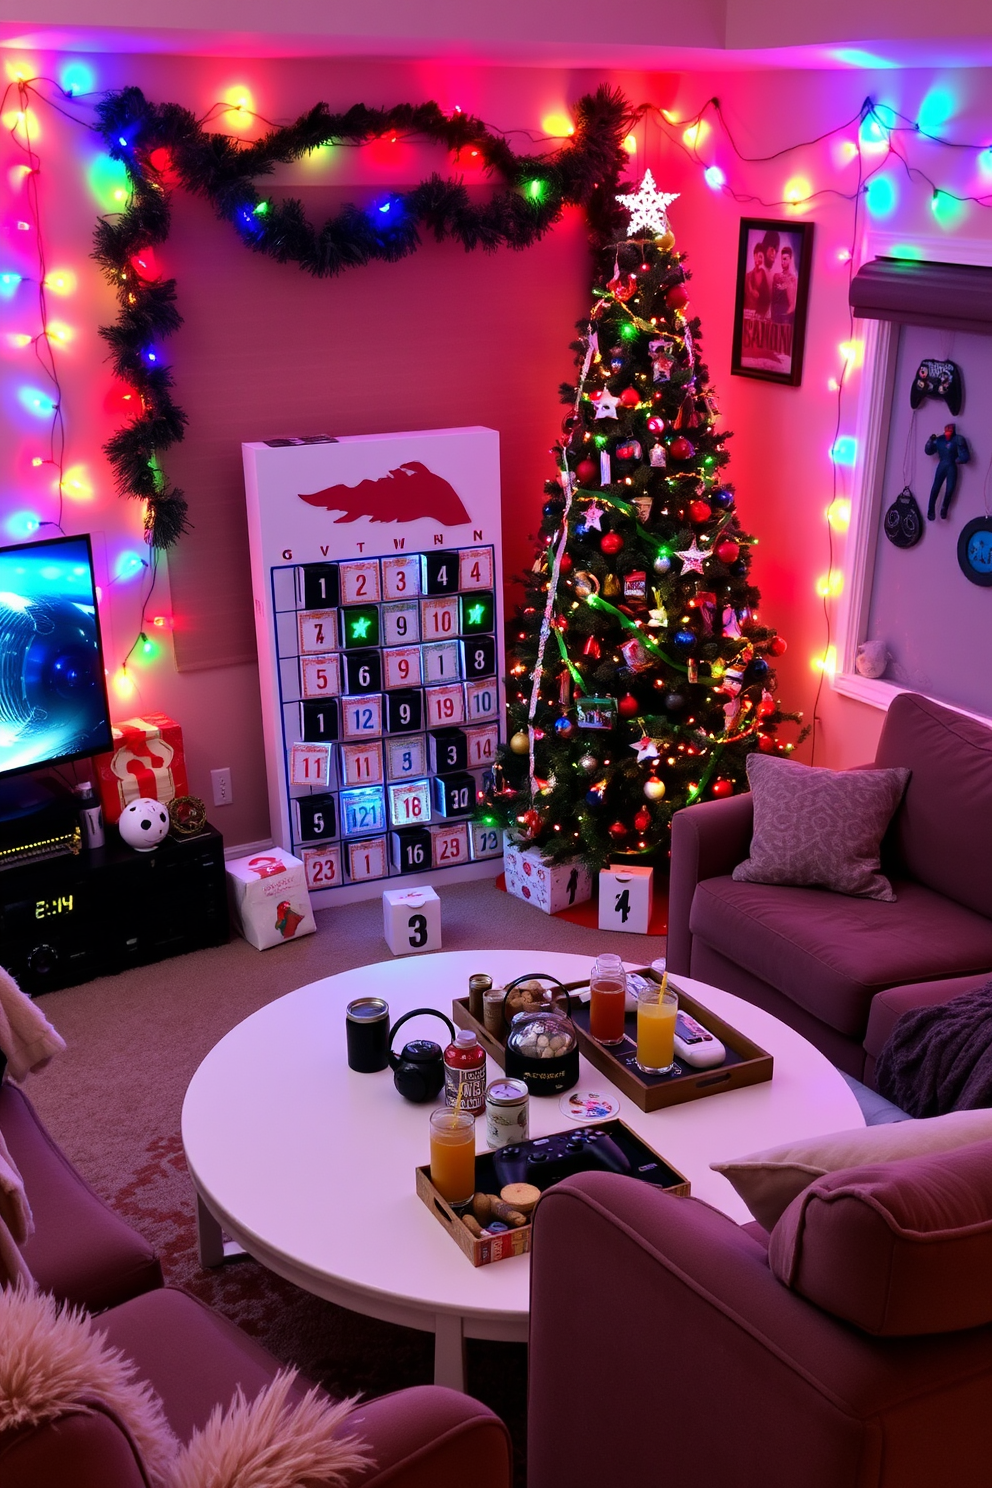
left=0, top=825, right=229, bottom=994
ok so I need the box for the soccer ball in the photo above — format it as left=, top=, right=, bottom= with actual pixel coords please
left=118, top=797, right=170, bottom=852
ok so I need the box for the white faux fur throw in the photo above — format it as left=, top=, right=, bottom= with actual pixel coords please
left=0, top=1287, right=374, bottom=1488
left=0, top=1285, right=178, bottom=1484
left=170, top=1371, right=374, bottom=1488
left=0, top=964, right=66, bottom=1082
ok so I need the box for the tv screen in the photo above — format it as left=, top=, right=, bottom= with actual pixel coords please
left=0, top=533, right=114, bottom=780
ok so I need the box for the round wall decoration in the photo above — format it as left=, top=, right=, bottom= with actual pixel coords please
left=957, top=517, right=992, bottom=586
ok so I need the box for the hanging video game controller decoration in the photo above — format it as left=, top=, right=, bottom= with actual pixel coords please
left=244, top=428, right=505, bottom=907
left=909, top=358, right=964, bottom=417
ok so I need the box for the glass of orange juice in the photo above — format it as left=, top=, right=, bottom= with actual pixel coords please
left=635, top=983, right=678, bottom=1075
left=429, top=1109, right=476, bottom=1205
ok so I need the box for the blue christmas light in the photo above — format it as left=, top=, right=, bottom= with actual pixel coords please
left=0, top=272, right=23, bottom=297
left=830, top=436, right=858, bottom=466
left=704, top=165, right=726, bottom=190
left=5, top=510, right=41, bottom=539
left=17, top=386, right=56, bottom=418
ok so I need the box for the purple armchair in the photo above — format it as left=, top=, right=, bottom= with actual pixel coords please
left=1, top=1286, right=512, bottom=1487
left=667, top=692, right=992, bottom=1079
left=528, top=1161, right=992, bottom=1488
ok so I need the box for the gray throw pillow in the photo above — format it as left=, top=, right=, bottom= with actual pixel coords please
left=732, top=753, right=910, bottom=901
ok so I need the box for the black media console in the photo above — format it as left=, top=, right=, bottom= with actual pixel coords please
left=0, top=826, right=229, bottom=995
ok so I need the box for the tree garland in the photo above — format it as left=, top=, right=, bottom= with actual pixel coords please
left=91, top=85, right=636, bottom=548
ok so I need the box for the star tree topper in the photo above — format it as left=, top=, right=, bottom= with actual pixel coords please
left=617, top=169, right=680, bottom=238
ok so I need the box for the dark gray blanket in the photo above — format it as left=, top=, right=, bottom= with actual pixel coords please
left=876, top=982, right=992, bottom=1118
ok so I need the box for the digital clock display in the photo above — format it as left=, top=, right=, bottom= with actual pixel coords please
left=35, top=895, right=74, bottom=919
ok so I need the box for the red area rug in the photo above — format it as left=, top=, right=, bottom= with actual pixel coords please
left=495, top=874, right=669, bottom=935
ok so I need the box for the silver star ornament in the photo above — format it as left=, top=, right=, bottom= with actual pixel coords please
left=674, top=540, right=708, bottom=574
left=630, top=735, right=662, bottom=764
left=617, top=169, right=680, bottom=237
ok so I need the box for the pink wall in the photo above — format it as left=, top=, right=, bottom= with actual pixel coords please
left=4, top=50, right=992, bottom=848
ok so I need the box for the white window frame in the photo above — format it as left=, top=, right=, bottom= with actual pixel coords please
left=832, top=229, right=992, bottom=723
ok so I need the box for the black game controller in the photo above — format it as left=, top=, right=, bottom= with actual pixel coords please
left=909, top=359, right=963, bottom=416
left=492, top=1129, right=633, bottom=1193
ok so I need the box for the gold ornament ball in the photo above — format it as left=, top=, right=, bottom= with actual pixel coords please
left=659, top=229, right=676, bottom=252
left=643, top=777, right=667, bottom=801
left=509, top=731, right=531, bottom=755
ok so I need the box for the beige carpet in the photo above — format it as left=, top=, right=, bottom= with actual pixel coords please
left=25, top=876, right=666, bottom=1483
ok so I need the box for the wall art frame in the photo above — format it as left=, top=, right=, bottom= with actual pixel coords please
left=731, top=217, right=814, bottom=387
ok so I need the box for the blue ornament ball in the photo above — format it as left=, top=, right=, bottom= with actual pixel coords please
left=749, top=657, right=770, bottom=679
left=664, top=692, right=686, bottom=713
left=554, top=715, right=576, bottom=739
left=674, top=629, right=696, bottom=650
left=585, top=787, right=605, bottom=808
left=712, top=488, right=735, bottom=510
left=653, top=554, right=672, bottom=574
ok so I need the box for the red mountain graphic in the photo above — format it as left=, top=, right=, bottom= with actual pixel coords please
left=298, top=462, right=470, bottom=525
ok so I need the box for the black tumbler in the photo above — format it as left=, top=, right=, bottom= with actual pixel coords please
left=346, top=997, right=390, bottom=1072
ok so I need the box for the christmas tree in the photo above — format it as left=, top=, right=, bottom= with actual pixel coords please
left=481, top=170, right=803, bottom=870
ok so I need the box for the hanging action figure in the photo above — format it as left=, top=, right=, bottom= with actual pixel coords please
left=924, top=423, right=970, bottom=521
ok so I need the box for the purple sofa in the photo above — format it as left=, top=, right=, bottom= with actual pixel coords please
left=528, top=1162, right=992, bottom=1488
left=667, top=692, right=992, bottom=1079
left=1, top=1286, right=513, bottom=1487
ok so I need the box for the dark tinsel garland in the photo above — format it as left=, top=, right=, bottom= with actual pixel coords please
left=92, top=85, right=636, bottom=548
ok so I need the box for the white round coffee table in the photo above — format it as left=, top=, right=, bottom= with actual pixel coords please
left=182, top=949, right=862, bottom=1391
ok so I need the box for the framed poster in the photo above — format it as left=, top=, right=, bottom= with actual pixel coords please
left=731, top=219, right=814, bottom=386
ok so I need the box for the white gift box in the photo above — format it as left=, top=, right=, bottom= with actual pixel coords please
left=382, top=884, right=442, bottom=956
left=502, top=838, right=593, bottom=916
left=226, top=848, right=317, bottom=950
left=598, top=864, right=654, bottom=934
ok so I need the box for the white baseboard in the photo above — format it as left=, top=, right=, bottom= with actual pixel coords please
left=223, top=837, right=275, bottom=861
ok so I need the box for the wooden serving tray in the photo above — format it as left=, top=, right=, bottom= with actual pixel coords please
left=452, top=970, right=773, bottom=1113
left=416, top=1118, right=689, bottom=1266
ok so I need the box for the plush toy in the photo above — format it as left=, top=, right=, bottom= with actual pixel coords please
left=855, top=640, right=889, bottom=679
left=925, top=423, right=970, bottom=520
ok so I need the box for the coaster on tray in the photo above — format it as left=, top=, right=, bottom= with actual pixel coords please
left=559, top=1089, right=621, bottom=1122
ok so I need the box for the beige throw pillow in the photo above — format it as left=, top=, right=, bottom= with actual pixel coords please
left=711, top=1107, right=992, bottom=1231
left=732, top=753, right=910, bottom=901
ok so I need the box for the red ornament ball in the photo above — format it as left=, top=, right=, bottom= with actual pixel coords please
left=768, top=635, right=788, bottom=656
left=618, top=693, right=640, bottom=718
left=600, top=531, right=624, bottom=555
left=619, top=387, right=641, bottom=408
left=560, top=553, right=573, bottom=574
left=666, top=283, right=689, bottom=310
left=633, top=807, right=652, bottom=832
left=575, top=458, right=598, bottom=485
left=710, top=778, right=734, bottom=798
left=669, top=436, right=695, bottom=461
left=757, top=698, right=775, bottom=718
left=646, top=416, right=665, bottom=434
left=608, top=820, right=628, bottom=841
left=689, top=499, right=712, bottom=525
left=757, top=734, right=775, bottom=753
left=520, top=808, right=542, bottom=835
left=714, top=537, right=741, bottom=564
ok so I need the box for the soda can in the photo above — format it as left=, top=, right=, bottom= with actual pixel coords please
left=346, top=997, right=390, bottom=1072
left=485, top=1078, right=529, bottom=1150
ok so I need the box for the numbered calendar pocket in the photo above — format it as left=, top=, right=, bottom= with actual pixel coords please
left=387, top=779, right=431, bottom=827
left=289, top=742, right=332, bottom=789
left=422, top=640, right=460, bottom=683
left=346, top=836, right=388, bottom=882
left=458, top=546, right=494, bottom=590
left=298, top=610, right=339, bottom=654
left=339, top=741, right=384, bottom=786
left=301, top=698, right=339, bottom=742
left=430, top=822, right=468, bottom=867
left=299, top=563, right=340, bottom=610
left=465, top=723, right=498, bottom=768
left=391, top=826, right=432, bottom=875
left=339, top=558, right=381, bottom=606
left=470, top=822, right=502, bottom=860
left=303, top=844, right=342, bottom=891
left=460, top=634, right=496, bottom=680
left=382, top=645, right=422, bottom=689
left=464, top=678, right=499, bottom=720
left=425, top=684, right=465, bottom=727
left=295, top=793, right=338, bottom=843
left=340, top=786, right=387, bottom=837
left=421, top=550, right=460, bottom=594
left=386, top=735, right=427, bottom=779
left=382, top=555, right=421, bottom=600
left=301, top=654, right=342, bottom=699
left=420, top=596, right=459, bottom=640
left=340, top=605, right=380, bottom=650
left=381, top=600, right=420, bottom=646
left=343, top=649, right=382, bottom=695
left=341, top=695, right=383, bottom=739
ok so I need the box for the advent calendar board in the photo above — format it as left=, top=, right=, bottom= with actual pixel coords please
left=244, top=427, right=505, bottom=908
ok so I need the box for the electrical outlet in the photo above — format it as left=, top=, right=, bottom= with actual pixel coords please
left=211, top=767, right=233, bottom=807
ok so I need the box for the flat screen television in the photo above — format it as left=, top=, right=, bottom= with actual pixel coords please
left=0, top=532, right=114, bottom=781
